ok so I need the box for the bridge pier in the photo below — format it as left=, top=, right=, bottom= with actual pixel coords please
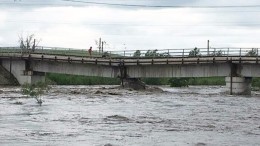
left=225, top=77, right=252, bottom=95
left=119, top=63, right=146, bottom=90
left=22, top=71, right=46, bottom=85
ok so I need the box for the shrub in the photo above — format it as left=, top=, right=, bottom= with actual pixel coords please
left=246, top=48, right=258, bottom=56
left=22, top=82, right=50, bottom=106
left=189, top=47, right=201, bottom=57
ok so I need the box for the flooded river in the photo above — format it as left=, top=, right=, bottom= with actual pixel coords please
left=0, top=85, right=259, bottom=146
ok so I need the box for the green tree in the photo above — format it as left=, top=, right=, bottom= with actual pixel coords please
left=143, top=49, right=171, bottom=58
left=212, top=50, right=223, bottom=56
left=189, top=47, right=201, bottom=57
left=133, top=50, right=141, bottom=57
left=246, top=48, right=258, bottom=56
left=145, top=49, right=160, bottom=57
left=22, top=82, right=50, bottom=106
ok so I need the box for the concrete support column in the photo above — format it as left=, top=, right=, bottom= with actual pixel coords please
left=122, top=78, right=146, bottom=90
left=22, top=71, right=45, bottom=85
left=225, top=77, right=252, bottom=95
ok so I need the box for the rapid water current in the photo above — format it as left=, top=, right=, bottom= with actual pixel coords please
left=0, top=85, right=259, bottom=146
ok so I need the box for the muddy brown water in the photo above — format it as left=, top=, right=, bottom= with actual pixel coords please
left=0, top=85, right=259, bottom=146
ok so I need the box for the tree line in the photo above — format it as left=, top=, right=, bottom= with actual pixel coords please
left=133, top=47, right=258, bottom=57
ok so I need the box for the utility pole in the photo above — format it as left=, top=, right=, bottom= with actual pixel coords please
left=98, top=37, right=106, bottom=54
left=98, top=38, right=101, bottom=54
left=101, top=41, right=104, bottom=53
left=207, top=40, right=210, bottom=56
left=32, top=39, right=36, bottom=52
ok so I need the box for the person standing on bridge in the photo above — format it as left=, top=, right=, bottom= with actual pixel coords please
left=88, top=46, right=92, bottom=57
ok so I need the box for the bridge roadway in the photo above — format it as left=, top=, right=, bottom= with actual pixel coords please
left=1, top=52, right=260, bottom=76
left=1, top=52, right=259, bottom=65
left=0, top=48, right=260, bottom=95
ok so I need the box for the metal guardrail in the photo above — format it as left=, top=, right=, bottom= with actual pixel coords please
left=109, top=47, right=259, bottom=58
left=0, top=46, right=259, bottom=58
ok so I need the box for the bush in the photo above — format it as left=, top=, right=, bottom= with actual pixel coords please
left=22, top=82, right=50, bottom=105
left=133, top=50, right=141, bottom=57
left=212, top=50, right=223, bottom=56
left=246, top=48, right=258, bottom=56
left=145, top=49, right=160, bottom=57
left=189, top=47, right=201, bottom=57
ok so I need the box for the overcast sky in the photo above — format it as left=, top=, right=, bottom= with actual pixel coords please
left=0, top=0, right=260, bottom=51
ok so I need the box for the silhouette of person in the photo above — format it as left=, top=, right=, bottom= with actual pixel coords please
left=88, top=46, right=92, bottom=57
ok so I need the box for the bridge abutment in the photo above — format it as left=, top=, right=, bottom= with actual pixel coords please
left=1, top=59, right=45, bottom=85
left=225, top=77, right=252, bottom=95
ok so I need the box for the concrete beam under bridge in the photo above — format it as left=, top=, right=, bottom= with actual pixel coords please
left=31, top=60, right=120, bottom=78
left=126, top=64, right=231, bottom=78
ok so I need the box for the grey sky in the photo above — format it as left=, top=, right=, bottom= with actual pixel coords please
left=0, top=0, right=260, bottom=50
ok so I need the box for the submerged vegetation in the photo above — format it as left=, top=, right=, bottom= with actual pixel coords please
left=21, top=82, right=50, bottom=105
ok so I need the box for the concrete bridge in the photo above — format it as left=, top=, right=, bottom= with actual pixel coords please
left=0, top=46, right=259, bottom=95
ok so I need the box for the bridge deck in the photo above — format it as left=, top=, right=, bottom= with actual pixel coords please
left=0, top=53, right=258, bottom=66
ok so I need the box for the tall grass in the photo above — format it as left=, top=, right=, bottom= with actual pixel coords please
left=167, top=77, right=225, bottom=87
left=252, top=78, right=260, bottom=87
left=46, top=73, right=260, bottom=88
left=188, top=77, right=226, bottom=85
left=46, top=73, right=120, bottom=85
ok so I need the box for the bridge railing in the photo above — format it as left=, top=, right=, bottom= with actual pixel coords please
left=108, top=47, right=259, bottom=58
left=34, top=46, right=115, bottom=58
left=0, top=47, right=22, bottom=56
left=0, top=46, right=259, bottom=58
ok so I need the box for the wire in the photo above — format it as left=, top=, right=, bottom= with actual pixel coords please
left=0, top=3, right=59, bottom=6
left=62, top=0, right=260, bottom=8
left=2, top=1, right=260, bottom=8
left=3, top=9, right=260, bottom=13
left=4, top=20, right=260, bottom=26
left=0, top=0, right=260, bottom=9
